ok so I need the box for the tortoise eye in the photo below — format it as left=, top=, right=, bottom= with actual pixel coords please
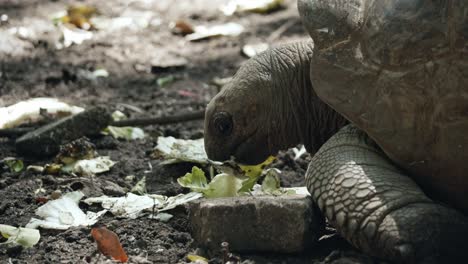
left=212, top=112, right=233, bottom=136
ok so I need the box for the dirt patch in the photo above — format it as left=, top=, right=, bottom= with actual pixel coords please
left=0, top=0, right=374, bottom=263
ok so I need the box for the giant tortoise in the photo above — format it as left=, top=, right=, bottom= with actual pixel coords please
left=203, top=0, right=468, bottom=263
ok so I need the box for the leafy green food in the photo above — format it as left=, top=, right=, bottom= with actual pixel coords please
left=204, top=173, right=243, bottom=198
left=0, top=224, right=40, bottom=248
left=105, top=126, right=145, bottom=140
left=239, top=156, right=275, bottom=178
left=177, top=166, right=280, bottom=198
left=131, top=176, right=147, bottom=195
left=2, top=157, right=24, bottom=173
left=261, top=168, right=281, bottom=193
left=157, top=75, right=175, bottom=87
left=177, top=167, right=208, bottom=193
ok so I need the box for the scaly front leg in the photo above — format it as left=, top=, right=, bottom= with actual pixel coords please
left=306, top=125, right=468, bottom=263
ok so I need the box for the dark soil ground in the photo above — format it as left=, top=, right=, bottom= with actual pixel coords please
left=0, top=0, right=377, bottom=263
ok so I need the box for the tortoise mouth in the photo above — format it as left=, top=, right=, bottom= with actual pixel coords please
left=233, top=128, right=270, bottom=165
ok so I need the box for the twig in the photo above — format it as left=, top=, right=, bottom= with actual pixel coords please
left=0, top=110, right=206, bottom=138
left=112, top=109, right=205, bottom=127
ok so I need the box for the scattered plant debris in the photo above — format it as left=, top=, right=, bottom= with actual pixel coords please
left=186, top=22, right=244, bottom=41
left=221, top=0, right=284, bottom=16
left=26, top=191, right=106, bottom=230
left=91, top=226, right=128, bottom=263
left=0, top=97, right=84, bottom=129
left=104, top=126, right=145, bottom=140
left=83, top=192, right=202, bottom=219
left=1, top=157, right=24, bottom=173
left=187, top=254, right=209, bottom=264
left=0, top=225, right=40, bottom=248
left=170, top=20, right=195, bottom=35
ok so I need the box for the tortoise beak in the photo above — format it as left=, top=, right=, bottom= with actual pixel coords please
left=204, top=140, right=232, bottom=162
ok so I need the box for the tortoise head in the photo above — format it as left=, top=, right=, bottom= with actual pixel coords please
left=204, top=56, right=275, bottom=165
left=204, top=42, right=331, bottom=165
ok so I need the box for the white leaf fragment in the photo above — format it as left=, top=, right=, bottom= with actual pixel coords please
left=221, top=0, right=284, bottom=16
left=0, top=224, right=40, bottom=248
left=186, top=22, right=244, bottom=41
left=153, top=137, right=207, bottom=164
left=84, top=192, right=202, bottom=219
left=157, top=192, right=203, bottom=212
left=0, top=97, right=84, bottom=129
left=26, top=191, right=106, bottom=230
left=250, top=185, right=310, bottom=196
left=292, top=145, right=307, bottom=160
left=63, top=156, right=116, bottom=176
left=91, top=10, right=161, bottom=32
left=60, top=24, right=93, bottom=47
left=84, top=193, right=158, bottom=219
left=106, top=126, right=145, bottom=140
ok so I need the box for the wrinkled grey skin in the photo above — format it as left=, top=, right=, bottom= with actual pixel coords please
left=204, top=0, right=468, bottom=263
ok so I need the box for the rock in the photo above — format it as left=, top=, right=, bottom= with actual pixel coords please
left=15, top=107, right=112, bottom=157
left=189, top=194, right=324, bottom=253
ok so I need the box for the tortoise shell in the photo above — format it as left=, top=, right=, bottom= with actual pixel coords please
left=298, top=0, right=468, bottom=212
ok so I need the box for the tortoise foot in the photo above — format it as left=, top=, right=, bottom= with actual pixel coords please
left=306, top=125, right=468, bottom=263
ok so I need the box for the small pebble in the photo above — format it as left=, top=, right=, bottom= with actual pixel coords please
left=50, top=190, right=62, bottom=200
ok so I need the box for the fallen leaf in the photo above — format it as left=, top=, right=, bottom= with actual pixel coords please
left=84, top=193, right=158, bottom=219
left=157, top=75, right=175, bottom=87
left=0, top=224, right=40, bottom=248
left=111, top=110, right=127, bottom=121
left=131, top=176, right=147, bottom=195
left=152, top=212, right=173, bottom=222
left=152, top=137, right=207, bottom=164
left=221, top=0, right=284, bottom=16
left=27, top=165, right=44, bottom=173
left=158, top=192, right=203, bottom=212
left=292, top=145, right=307, bottom=160
left=170, top=20, right=195, bottom=35
left=84, top=192, right=202, bottom=218
left=105, top=126, right=145, bottom=140
left=0, top=97, right=84, bottom=129
left=26, top=191, right=106, bottom=230
left=186, top=22, right=244, bottom=41
left=187, top=254, right=209, bottom=263
left=92, top=10, right=160, bottom=32
left=57, top=5, right=98, bottom=30
left=43, top=163, right=63, bottom=175
left=62, top=156, right=116, bottom=176
left=91, top=227, right=128, bottom=263
left=60, top=24, right=93, bottom=47
left=1, top=157, right=24, bottom=173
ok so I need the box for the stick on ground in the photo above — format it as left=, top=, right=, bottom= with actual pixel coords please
left=0, top=109, right=206, bottom=138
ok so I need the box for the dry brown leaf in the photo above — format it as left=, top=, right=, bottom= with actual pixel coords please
left=91, top=227, right=128, bottom=262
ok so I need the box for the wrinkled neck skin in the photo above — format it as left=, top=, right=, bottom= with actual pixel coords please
left=265, top=41, right=348, bottom=154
